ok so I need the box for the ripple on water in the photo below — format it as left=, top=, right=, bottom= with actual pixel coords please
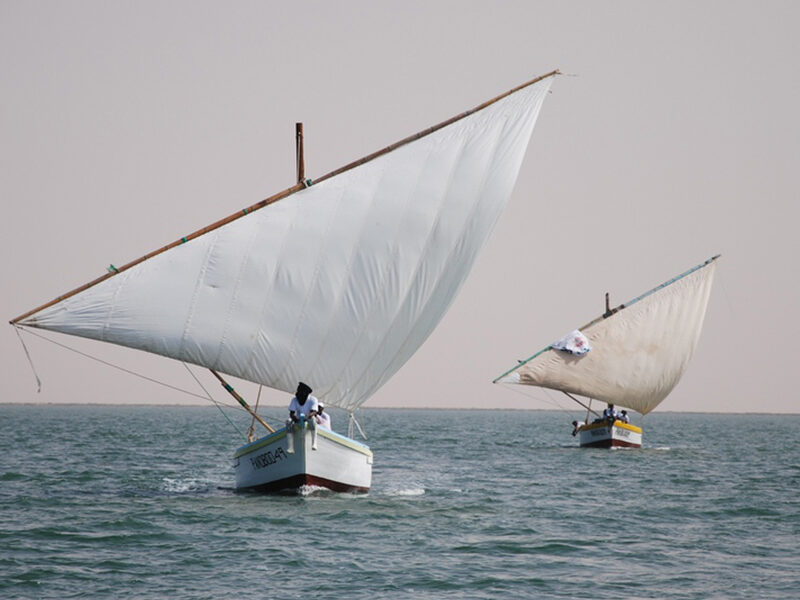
left=1, top=406, right=798, bottom=600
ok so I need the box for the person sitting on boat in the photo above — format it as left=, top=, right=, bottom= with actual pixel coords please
left=571, top=420, right=585, bottom=436
left=602, top=403, right=617, bottom=424
left=287, top=381, right=319, bottom=425
left=619, top=410, right=630, bottom=424
left=312, top=402, right=332, bottom=430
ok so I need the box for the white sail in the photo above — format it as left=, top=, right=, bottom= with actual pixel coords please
left=15, top=74, right=555, bottom=412
left=495, top=257, right=719, bottom=415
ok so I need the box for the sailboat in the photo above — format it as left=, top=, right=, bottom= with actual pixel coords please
left=493, top=256, right=720, bottom=448
left=10, top=70, right=558, bottom=493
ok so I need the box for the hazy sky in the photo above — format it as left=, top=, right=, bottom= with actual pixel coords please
left=2, top=1, right=798, bottom=414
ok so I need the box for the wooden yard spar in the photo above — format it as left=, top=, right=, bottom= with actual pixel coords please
left=9, top=69, right=559, bottom=327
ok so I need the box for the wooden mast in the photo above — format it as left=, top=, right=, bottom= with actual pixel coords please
left=11, top=70, right=560, bottom=325
left=247, top=385, right=264, bottom=442
left=296, top=122, right=305, bottom=184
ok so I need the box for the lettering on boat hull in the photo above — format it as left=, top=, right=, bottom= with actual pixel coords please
left=578, top=421, right=642, bottom=448
left=249, top=447, right=289, bottom=470
left=234, top=424, right=372, bottom=494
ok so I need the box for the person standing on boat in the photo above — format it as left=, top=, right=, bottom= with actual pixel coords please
left=602, top=403, right=617, bottom=424
left=288, top=382, right=319, bottom=423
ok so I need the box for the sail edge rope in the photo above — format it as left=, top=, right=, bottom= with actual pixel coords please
left=14, top=325, right=42, bottom=393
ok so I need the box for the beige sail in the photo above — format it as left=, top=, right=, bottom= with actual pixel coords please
left=495, top=257, right=719, bottom=415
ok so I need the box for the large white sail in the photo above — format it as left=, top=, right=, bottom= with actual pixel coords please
left=14, top=73, right=555, bottom=412
left=495, top=257, right=719, bottom=415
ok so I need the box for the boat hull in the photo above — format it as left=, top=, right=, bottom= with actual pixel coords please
left=578, top=420, right=642, bottom=448
left=233, top=422, right=372, bottom=494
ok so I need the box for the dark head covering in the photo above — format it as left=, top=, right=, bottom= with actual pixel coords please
left=297, top=382, right=312, bottom=396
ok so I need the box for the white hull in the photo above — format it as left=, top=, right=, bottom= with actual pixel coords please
left=577, top=420, right=642, bottom=448
left=234, top=421, right=372, bottom=493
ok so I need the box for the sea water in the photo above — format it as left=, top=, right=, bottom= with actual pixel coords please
left=0, top=405, right=797, bottom=599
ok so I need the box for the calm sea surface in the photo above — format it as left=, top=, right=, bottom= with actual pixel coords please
left=1, top=405, right=797, bottom=599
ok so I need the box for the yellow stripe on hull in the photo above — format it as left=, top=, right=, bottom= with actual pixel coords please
left=580, top=420, right=641, bottom=434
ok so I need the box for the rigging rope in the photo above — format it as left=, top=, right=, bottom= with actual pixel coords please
left=15, top=327, right=253, bottom=439
left=17, top=327, right=236, bottom=407
left=182, top=363, right=246, bottom=439
left=496, top=383, right=578, bottom=423
left=348, top=411, right=367, bottom=440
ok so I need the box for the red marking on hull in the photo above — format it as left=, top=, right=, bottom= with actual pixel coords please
left=238, top=473, right=369, bottom=495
